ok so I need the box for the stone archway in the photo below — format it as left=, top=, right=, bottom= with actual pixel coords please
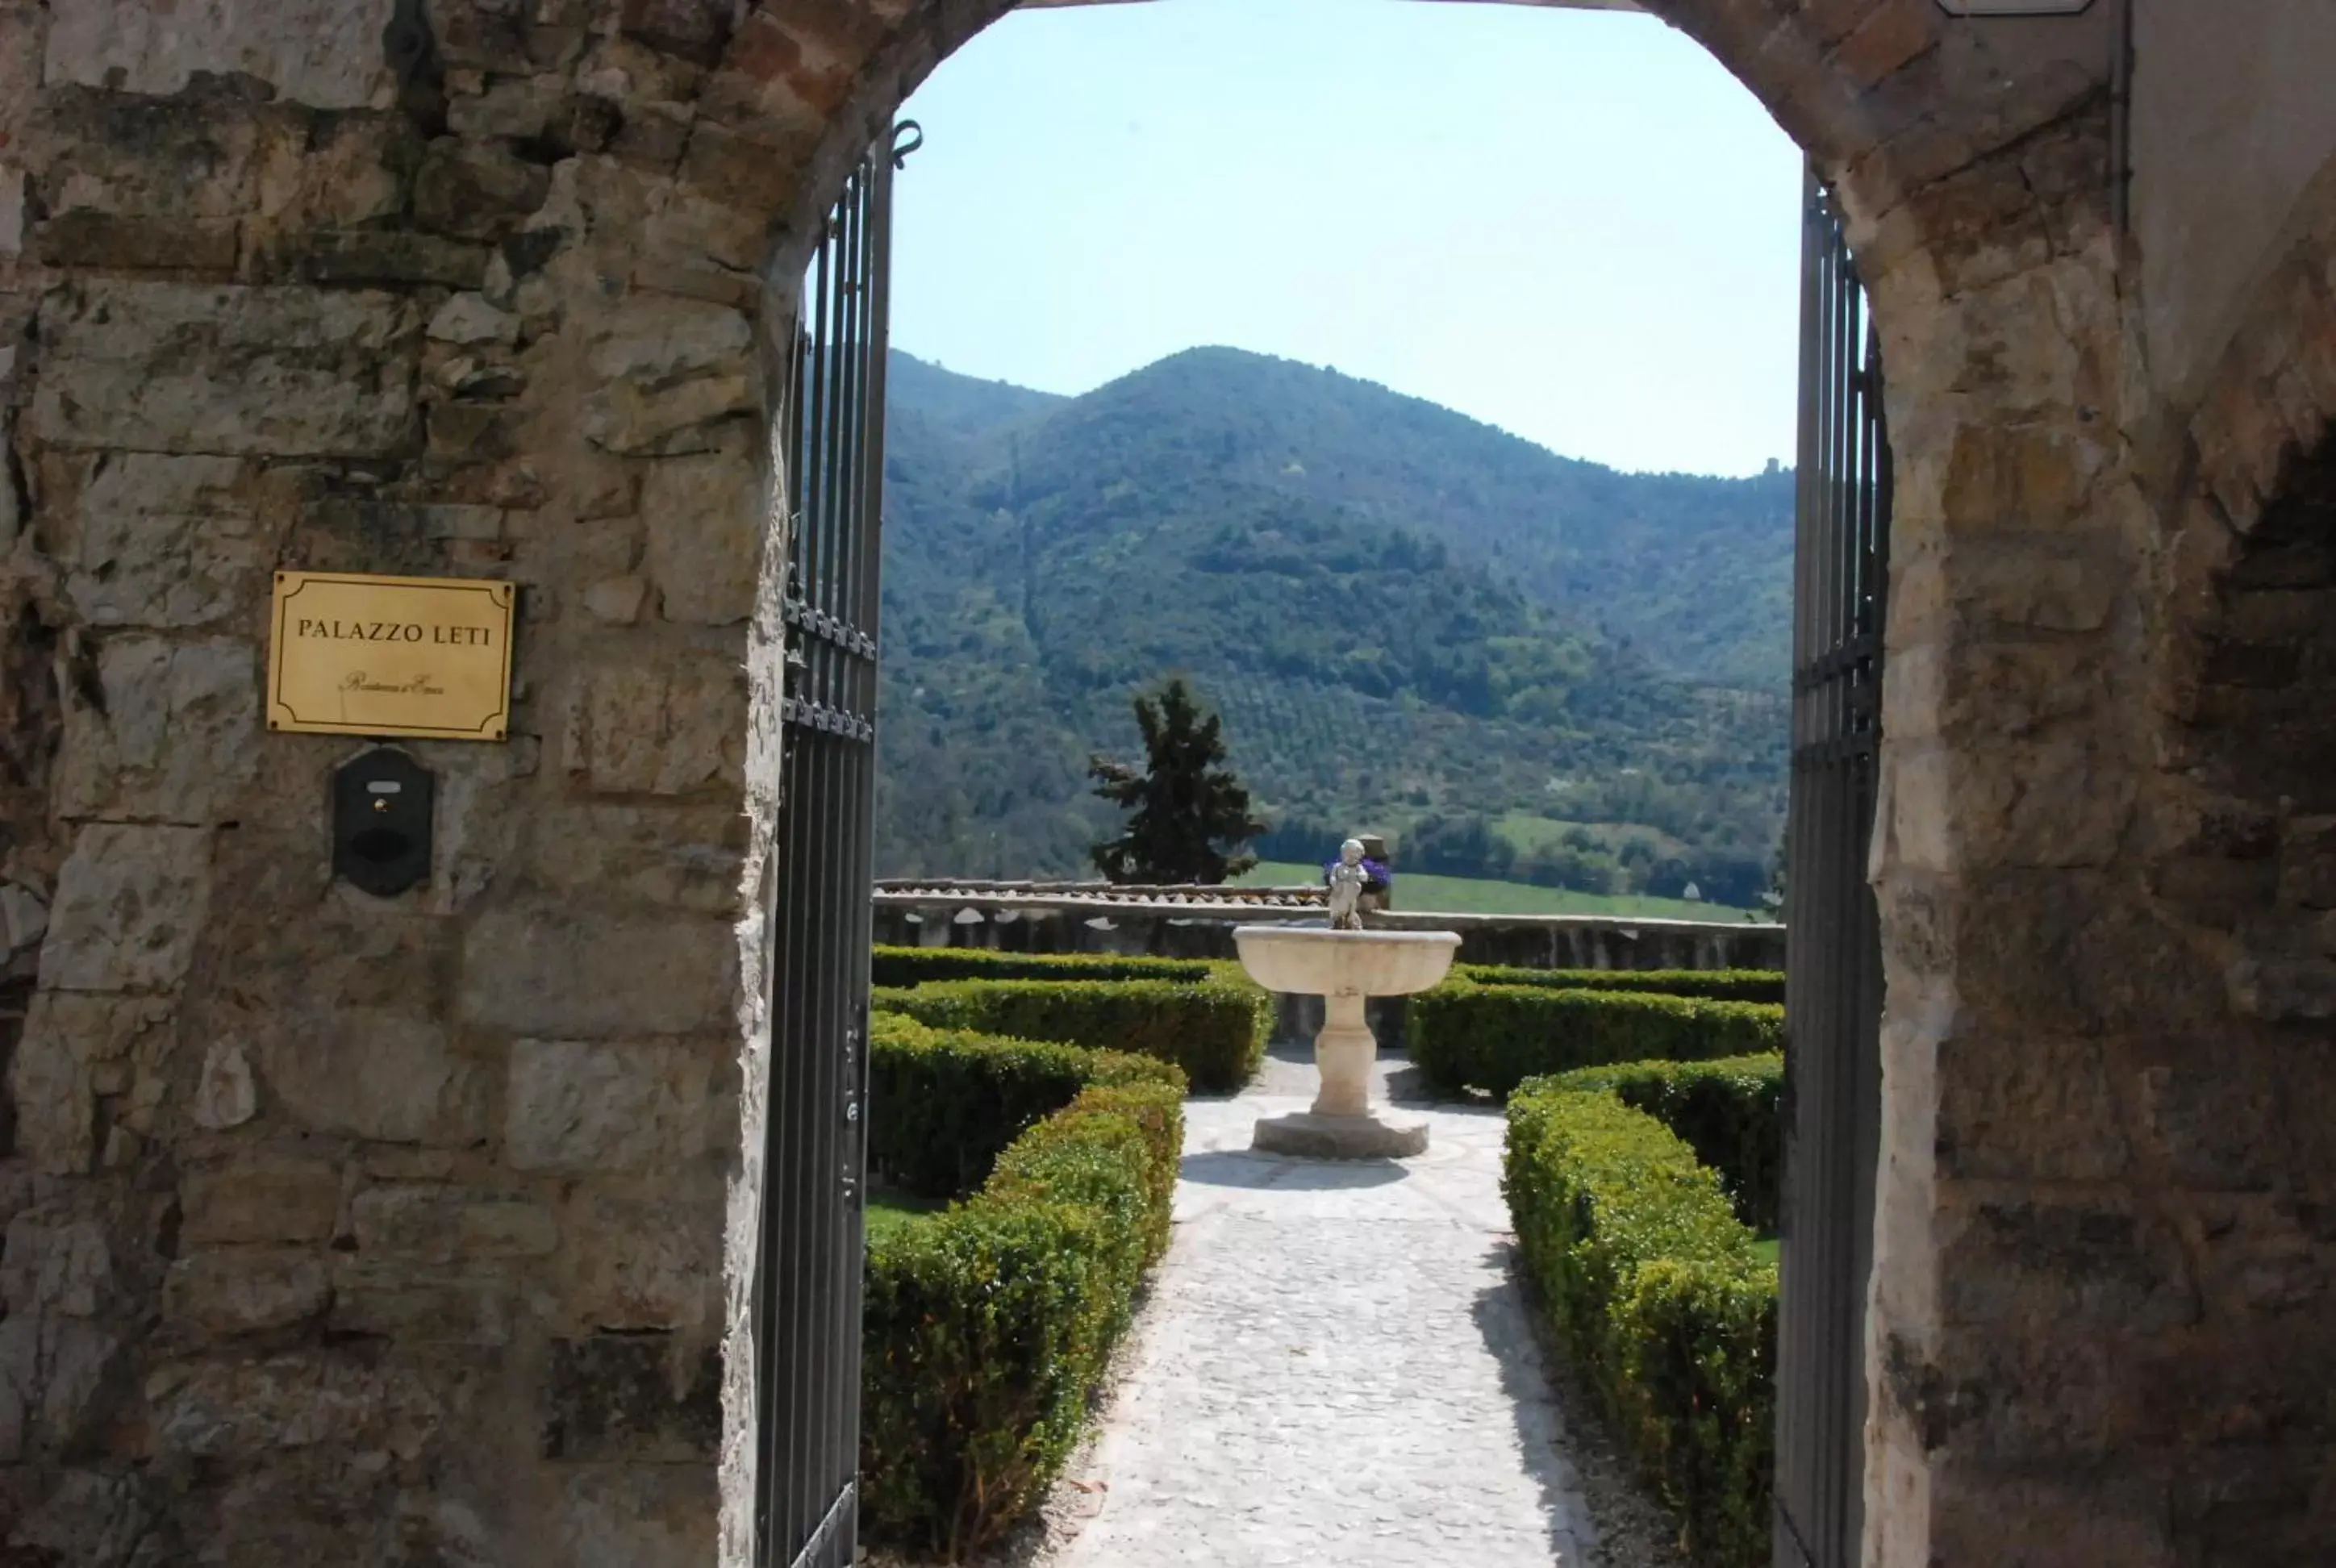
left=0, top=2, right=2253, bottom=1564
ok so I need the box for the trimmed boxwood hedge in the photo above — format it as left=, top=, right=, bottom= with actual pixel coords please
left=1505, top=1081, right=1775, bottom=1568
left=872, top=944, right=1216, bottom=988
left=1458, top=964, right=1785, bottom=1006
left=1550, top=1054, right=1783, bottom=1235
left=861, top=1078, right=1183, bottom=1560
left=873, top=974, right=1271, bottom=1095
left=1408, top=980, right=1784, bottom=1099
left=869, top=1013, right=1186, bottom=1200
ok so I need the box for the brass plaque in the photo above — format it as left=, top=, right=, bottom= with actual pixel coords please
left=267, top=571, right=516, bottom=740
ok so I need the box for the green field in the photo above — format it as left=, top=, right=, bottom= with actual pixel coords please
left=1495, top=811, right=1691, bottom=858
left=1752, top=1237, right=1780, bottom=1267
left=1233, top=861, right=1761, bottom=921
left=866, top=1193, right=945, bottom=1243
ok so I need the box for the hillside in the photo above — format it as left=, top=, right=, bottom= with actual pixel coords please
left=872, top=348, right=1792, bottom=904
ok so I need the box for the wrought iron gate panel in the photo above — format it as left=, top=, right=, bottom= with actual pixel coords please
left=756, top=125, right=908, bottom=1568
left=1775, top=169, right=1891, bottom=1568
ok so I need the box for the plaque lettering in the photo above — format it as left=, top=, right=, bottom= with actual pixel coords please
left=268, top=572, right=516, bottom=740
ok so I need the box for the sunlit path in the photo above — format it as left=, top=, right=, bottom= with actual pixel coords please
left=1040, top=1051, right=1596, bottom=1568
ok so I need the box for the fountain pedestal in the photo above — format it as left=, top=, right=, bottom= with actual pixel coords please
left=1233, top=925, right=1461, bottom=1161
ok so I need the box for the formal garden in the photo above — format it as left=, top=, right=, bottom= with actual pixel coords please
left=853, top=941, right=1787, bottom=1567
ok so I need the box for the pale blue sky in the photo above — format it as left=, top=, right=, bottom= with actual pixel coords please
left=891, top=0, right=1804, bottom=478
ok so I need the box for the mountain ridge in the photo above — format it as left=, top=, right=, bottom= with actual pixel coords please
left=874, top=348, right=1792, bottom=904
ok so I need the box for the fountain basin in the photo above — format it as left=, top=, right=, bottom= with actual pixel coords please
left=1232, top=925, right=1462, bottom=999
left=1233, top=924, right=1460, bottom=1159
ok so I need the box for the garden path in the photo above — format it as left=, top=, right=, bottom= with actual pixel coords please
left=1037, top=1046, right=1599, bottom=1567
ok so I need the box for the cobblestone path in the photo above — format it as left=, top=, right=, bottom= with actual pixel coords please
left=1041, top=1049, right=1597, bottom=1567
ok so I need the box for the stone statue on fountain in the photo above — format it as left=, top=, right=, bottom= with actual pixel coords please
left=1324, top=838, right=1372, bottom=930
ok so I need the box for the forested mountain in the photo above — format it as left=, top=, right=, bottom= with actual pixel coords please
left=873, top=348, right=1794, bottom=906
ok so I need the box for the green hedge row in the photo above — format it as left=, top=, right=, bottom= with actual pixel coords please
left=873, top=974, right=1270, bottom=1095
left=1505, top=1082, right=1776, bottom=1568
left=861, top=1078, right=1183, bottom=1560
left=872, top=944, right=1216, bottom=988
left=1408, top=981, right=1784, bottom=1099
left=1458, top=964, right=1785, bottom=1006
left=1549, top=1055, right=1783, bottom=1236
left=869, top=1013, right=1186, bottom=1200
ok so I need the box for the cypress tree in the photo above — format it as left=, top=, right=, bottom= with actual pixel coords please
left=1088, top=678, right=1269, bottom=885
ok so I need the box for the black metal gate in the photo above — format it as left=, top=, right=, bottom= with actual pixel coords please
left=754, top=123, right=913, bottom=1568
left=1774, top=170, right=1891, bottom=1568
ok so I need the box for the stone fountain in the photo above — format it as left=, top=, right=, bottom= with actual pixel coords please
left=1233, top=839, right=1460, bottom=1159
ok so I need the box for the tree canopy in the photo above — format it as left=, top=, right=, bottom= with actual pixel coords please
left=1088, top=678, right=1269, bottom=885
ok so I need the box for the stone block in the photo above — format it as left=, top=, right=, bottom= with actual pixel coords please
left=36, top=211, right=240, bottom=274
left=560, top=655, right=746, bottom=796
left=0, top=1316, right=122, bottom=1458
left=1953, top=872, right=2221, bottom=1036
left=2186, top=1200, right=2331, bottom=1318
left=2278, top=817, right=2336, bottom=909
left=10, top=994, right=173, bottom=1175
left=2, top=1212, right=115, bottom=1320
left=459, top=903, right=736, bottom=1036
left=181, top=1160, right=340, bottom=1246
left=259, top=1009, right=486, bottom=1145
left=294, top=228, right=491, bottom=289
left=621, top=0, right=733, bottom=66
left=38, top=85, right=273, bottom=223
left=582, top=371, right=755, bottom=454
left=0, top=1215, right=123, bottom=1451
left=2134, top=1057, right=2288, bottom=1192
left=540, top=1333, right=720, bottom=1462
left=611, top=100, right=697, bottom=173
left=506, top=1038, right=711, bottom=1172
left=350, top=1185, right=557, bottom=1261
left=427, top=294, right=520, bottom=347
left=642, top=452, right=760, bottom=624
left=556, top=1463, right=717, bottom=1568
left=191, top=1040, right=258, bottom=1130
left=524, top=802, right=748, bottom=915
left=153, top=1352, right=440, bottom=1460
left=327, top=1264, right=510, bottom=1344
left=39, top=824, right=212, bottom=993
left=0, top=165, right=22, bottom=256
left=266, top=111, right=419, bottom=230
left=415, top=142, right=553, bottom=240
left=44, top=0, right=398, bottom=107
left=1, top=882, right=50, bottom=958
left=164, top=1251, right=331, bottom=1337
left=1937, top=1194, right=2199, bottom=1333
left=1955, top=736, right=2136, bottom=870
left=31, top=282, right=418, bottom=457
left=58, top=638, right=258, bottom=824
left=67, top=453, right=269, bottom=629
left=428, top=400, right=520, bottom=462
left=584, top=575, right=650, bottom=624
left=1928, top=1470, right=2178, bottom=1568
left=562, top=1192, right=719, bottom=1332
left=586, top=296, right=752, bottom=388
left=446, top=75, right=569, bottom=141
left=2227, top=956, right=2336, bottom=1023
left=1935, top=1032, right=2130, bottom=1183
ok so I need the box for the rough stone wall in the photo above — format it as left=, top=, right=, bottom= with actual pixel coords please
left=0, top=1, right=800, bottom=1560
left=0, top=0, right=2331, bottom=1566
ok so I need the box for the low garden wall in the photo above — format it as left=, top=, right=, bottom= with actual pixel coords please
left=872, top=883, right=1786, bottom=972
left=870, top=889, right=1783, bottom=1058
